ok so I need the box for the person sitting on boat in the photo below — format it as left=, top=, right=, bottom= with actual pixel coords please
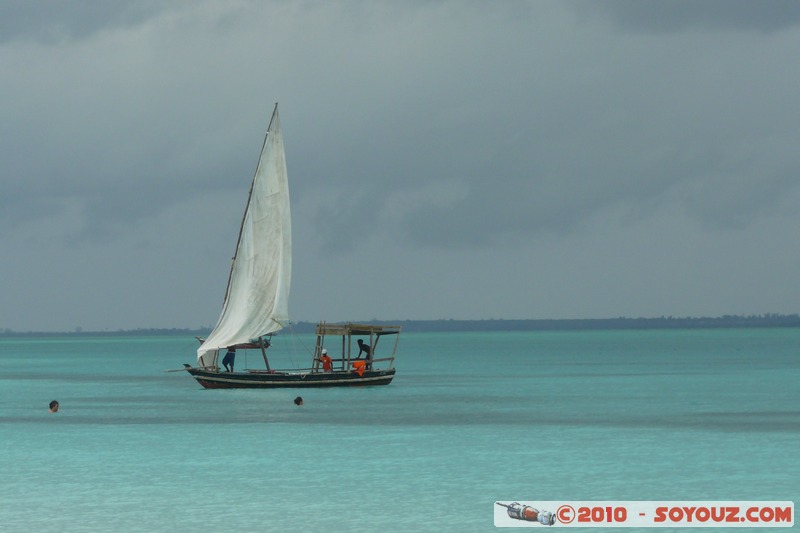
left=222, top=347, right=236, bottom=372
left=320, top=349, right=333, bottom=372
left=352, top=359, right=366, bottom=377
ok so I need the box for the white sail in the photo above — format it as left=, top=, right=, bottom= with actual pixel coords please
left=197, top=105, right=291, bottom=365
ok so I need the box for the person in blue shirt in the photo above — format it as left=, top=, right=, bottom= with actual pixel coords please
left=222, top=347, right=236, bottom=372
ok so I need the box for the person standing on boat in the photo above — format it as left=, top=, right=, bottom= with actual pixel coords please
left=357, top=339, right=371, bottom=358
left=320, top=349, right=333, bottom=372
left=357, top=339, right=373, bottom=369
left=222, top=347, right=236, bottom=372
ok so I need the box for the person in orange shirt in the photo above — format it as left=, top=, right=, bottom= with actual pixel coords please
left=320, top=349, right=333, bottom=372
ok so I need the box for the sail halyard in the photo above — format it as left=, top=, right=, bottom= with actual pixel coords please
left=197, top=104, right=291, bottom=365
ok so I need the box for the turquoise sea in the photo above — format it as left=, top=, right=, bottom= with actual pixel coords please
left=1, top=328, right=797, bottom=532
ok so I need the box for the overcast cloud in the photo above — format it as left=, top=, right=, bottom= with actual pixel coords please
left=2, top=0, right=800, bottom=331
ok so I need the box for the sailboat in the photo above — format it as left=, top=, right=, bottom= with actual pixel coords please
left=183, top=104, right=400, bottom=389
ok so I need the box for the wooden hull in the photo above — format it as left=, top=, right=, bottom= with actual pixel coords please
left=183, top=365, right=396, bottom=389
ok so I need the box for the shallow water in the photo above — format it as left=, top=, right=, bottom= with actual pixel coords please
left=1, top=329, right=798, bottom=531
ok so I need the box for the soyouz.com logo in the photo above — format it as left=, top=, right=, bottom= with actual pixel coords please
left=494, top=501, right=794, bottom=527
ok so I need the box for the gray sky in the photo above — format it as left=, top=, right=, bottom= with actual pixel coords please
left=2, top=0, right=800, bottom=331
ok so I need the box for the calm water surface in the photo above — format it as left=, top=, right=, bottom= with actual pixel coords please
left=0, top=329, right=798, bottom=532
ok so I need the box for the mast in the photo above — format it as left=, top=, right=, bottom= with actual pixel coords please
left=197, top=102, right=291, bottom=364
left=218, top=102, right=280, bottom=314
left=259, top=336, right=271, bottom=371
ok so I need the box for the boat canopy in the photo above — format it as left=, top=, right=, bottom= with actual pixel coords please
left=312, top=323, right=401, bottom=373
left=316, top=323, right=401, bottom=337
left=197, top=105, right=291, bottom=366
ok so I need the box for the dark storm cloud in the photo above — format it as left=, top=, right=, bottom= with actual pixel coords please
left=2, top=1, right=800, bottom=330
left=582, top=0, right=800, bottom=33
left=0, top=104, right=243, bottom=242
left=313, top=8, right=800, bottom=252
left=3, top=0, right=799, bottom=252
left=0, top=0, right=166, bottom=44
left=0, top=0, right=265, bottom=243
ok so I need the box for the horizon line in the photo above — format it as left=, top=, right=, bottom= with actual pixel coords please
left=2, top=313, right=799, bottom=335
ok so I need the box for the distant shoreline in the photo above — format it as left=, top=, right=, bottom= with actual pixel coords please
left=2, top=314, right=799, bottom=337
